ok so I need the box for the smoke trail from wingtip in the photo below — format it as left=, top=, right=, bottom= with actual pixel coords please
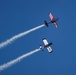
left=0, top=48, right=40, bottom=71
left=0, top=24, right=45, bottom=49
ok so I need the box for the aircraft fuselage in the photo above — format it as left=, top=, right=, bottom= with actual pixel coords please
left=44, top=42, right=52, bottom=48
left=51, top=18, right=59, bottom=23
left=44, top=18, right=59, bottom=27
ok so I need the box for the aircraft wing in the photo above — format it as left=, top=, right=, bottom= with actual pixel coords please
left=54, top=22, right=58, bottom=28
left=47, top=46, right=52, bottom=53
left=42, top=38, right=48, bottom=45
left=49, top=13, right=54, bottom=20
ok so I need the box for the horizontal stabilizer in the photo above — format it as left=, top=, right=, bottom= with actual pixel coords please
left=44, top=21, right=48, bottom=27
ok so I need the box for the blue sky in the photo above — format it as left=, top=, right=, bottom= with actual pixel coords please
left=0, top=0, right=76, bottom=75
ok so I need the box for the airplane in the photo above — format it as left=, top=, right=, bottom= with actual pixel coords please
left=39, top=38, right=53, bottom=53
left=44, top=13, right=59, bottom=28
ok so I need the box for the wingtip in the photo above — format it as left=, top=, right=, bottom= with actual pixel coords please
left=49, top=12, right=52, bottom=15
left=49, top=50, right=53, bottom=53
left=42, top=38, right=46, bottom=40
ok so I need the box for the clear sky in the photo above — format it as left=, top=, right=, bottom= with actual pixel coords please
left=0, top=0, right=76, bottom=75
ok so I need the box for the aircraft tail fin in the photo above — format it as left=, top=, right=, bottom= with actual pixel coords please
left=44, top=21, right=48, bottom=27
left=49, top=42, right=53, bottom=45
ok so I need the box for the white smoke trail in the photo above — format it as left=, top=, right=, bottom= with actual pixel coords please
left=0, top=24, right=45, bottom=49
left=0, top=48, right=40, bottom=71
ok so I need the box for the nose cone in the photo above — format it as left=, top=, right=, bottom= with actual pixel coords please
left=49, top=42, right=53, bottom=45
left=56, top=18, right=59, bottom=20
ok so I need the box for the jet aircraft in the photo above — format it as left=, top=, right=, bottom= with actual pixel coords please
left=39, top=38, right=53, bottom=53
left=44, top=13, right=59, bottom=28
